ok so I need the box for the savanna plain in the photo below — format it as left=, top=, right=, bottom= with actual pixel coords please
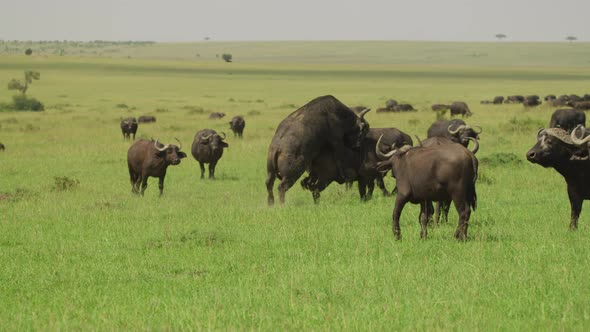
left=1, top=41, right=590, bottom=330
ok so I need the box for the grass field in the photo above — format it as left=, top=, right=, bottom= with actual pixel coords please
left=1, top=42, right=590, bottom=330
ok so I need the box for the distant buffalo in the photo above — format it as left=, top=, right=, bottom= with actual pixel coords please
left=191, top=129, right=229, bottom=179
left=120, top=117, right=138, bottom=141
left=449, top=101, right=472, bottom=117
left=0, top=143, right=4, bottom=151
left=505, top=95, right=525, bottom=104
left=568, top=101, right=590, bottom=111
left=209, top=112, right=226, bottom=119
left=523, top=95, right=541, bottom=107
left=385, top=99, right=398, bottom=109
left=228, top=116, right=246, bottom=138
left=431, top=104, right=449, bottom=111
left=138, top=115, right=156, bottom=123
left=127, top=138, right=186, bottom=196
left=544, top=94, right=556, bottom=101
left=493, top=96, right=505, bottom=104
left=549, top=109, right=586, bottom=132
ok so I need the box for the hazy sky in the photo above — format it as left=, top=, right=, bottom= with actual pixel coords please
left=2, top=0, right=588, bottom=42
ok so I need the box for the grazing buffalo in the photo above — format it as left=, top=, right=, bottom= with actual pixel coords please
left=568, top=101, right=590, bottom=111
left=393, top=104, right=416, bottom=112
left=431, top=104, right=449, bottom=111
left=376, top=137, right=478, bottom=240
left=120, top=117, right=138, bottom=141
left=138, top=115, right=156, bottom=123
left=523, top=95, right=542, bottom=107
left=127, top=138, right=186, bottom=196
left=228, top=115, right=246, bottom=138
left=0, top=143, right=4, bottom=151
left=584, top=94, right=590, bottom=101
left=505, top=95, right=525, bottom=104
left=526, top=127, right=590, bottom=229
left=418, top=136, right=479, bottom=225
left=386, top=99, right=398, bottom=109
left=427, top=119, right=481, bottom=147
left=493, top=96, right=505, bottom=104
left=265, top=95, right=371, bottom=205
left=549, top=109, right=586, bottom=132
left=301, top=127, right=412, bottom=203
left=191, top=129, right=229, bottom=179
left=449, top=101, right=472, bottom=117
left=544, top=94, right=557, bottom=101
left=569, top=95, right=583, bottom=103
left=209, top=112, right=226, bottom=119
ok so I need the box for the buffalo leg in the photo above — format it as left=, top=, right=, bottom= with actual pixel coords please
left=140, top=176, right=149, bottom=196
left=419, top=201, right=430, bottom=239
left=366, top=180, right=375, bottom=200
left=209, top=162, right=217, bottom=179
left=392, top=195, right=408, bottom=240
left=568, top=190, right=583, bottom=230
left=278, top=177, right=296, bottom=204
left=132, top=132, right=136, bottom=140
left=358, top=180, right=367, bottom=201
left=452, top=199, right=471, bottom=241
left=265, top=171, right=276, bottom=206
left=129, top=171, right=139, bottom=194
left=199, top=162, right=205, bottom=179
left=158, top=176, right=165, bottom=197
left=441, top=200, right=451, bottom=223
left=376, top=176, right=390, bottom=197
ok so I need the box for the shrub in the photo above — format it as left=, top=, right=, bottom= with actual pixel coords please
left=25, top=48, right=32, bottom=55
left=12, top=95, right=44, bottom=111
left=222, top=53, right=232, bottom=62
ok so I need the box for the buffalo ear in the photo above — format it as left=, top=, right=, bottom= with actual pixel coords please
left=178, top=151, right=187, bottom=159
left=222, top=142, right=229, bottom=148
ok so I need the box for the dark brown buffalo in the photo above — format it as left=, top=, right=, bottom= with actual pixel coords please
left=418, top=136, right=479, bottom=225
left=191, top=129, right=228, bottom=179
left=431, top=104, right=449, bottom=111
left=526, top=127, right=590, bottom=229
left=266, top=95, right=371, bottom=205
left=523, top=95, right=542, bottom=107
left=569, top=95, right=583, bottom=103
left=209, top=112, right=226, bottom=119
left=505, top=95, right=525, bottom=104
left=138, top=115, right=156, bottom=123
left=549, top=109, right=586, bottom=132
left=393, top=104, right=416, bottom=112
left=385, top=99, right=398, bottom=109
left=228, top=115, right=245, bottom=138
left=584, top=94, right=590, bottom=101
left=120, top=117, right=138, bottom=141
left=0, top=143, right=4, bottom=151
left=568, top=101, right=590, bottom=111
left=493, top=96, right=505, bottom=104
left=427, top=119, right=481, bottom=147
left=449, top=101, right=472, bottom=117
left=127, top=138, right=187, bottom=196
left=376, top=137, right=478, bottom=240
left=544, top=94, right=557, bottom=101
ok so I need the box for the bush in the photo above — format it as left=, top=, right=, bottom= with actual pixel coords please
left=25, top=48, right=32, bottom=55
left=222, top=53, right=232, bottom=62
left=12, top=95, right=44, bottom=111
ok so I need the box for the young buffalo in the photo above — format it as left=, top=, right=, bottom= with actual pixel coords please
left=127, top=138, right=186, bottom=196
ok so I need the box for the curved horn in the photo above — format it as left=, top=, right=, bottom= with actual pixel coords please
left=473, top=126, right=483, bottom=134
left=174, top=137, right=182, bottom=150
left=536, top=128, right=545, bottom=137
left=201, top=134, right=212, bottom=140
left=376, top=135, right=397, bottom=160
left=448, top=124, right=466, bottom=135
left=154, top=139, right=170, bottom=152
left=571, top=125, right=590, bottom=146
left=219, top=132, right=226, bottom=140
left=466, top=137, right=479, bottom=154
left=415, top=135, right=423, bottom=147
left=358, top=108, right=371, bottom=119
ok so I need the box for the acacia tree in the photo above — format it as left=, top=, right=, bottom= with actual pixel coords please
left=8, top=70, right=40, bottom=95
left=495, top=33, right=507, bottom=41
left=222, top=53, right=232, bottom=62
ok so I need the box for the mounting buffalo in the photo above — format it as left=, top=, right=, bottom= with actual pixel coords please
left=301, top=127, right=412, bottom=203
left=138, top=115, right=156, bottom=123
left=127, top=138, right=186, bottom=196
left=427, top=119, right=481, bottom=147
left=526, top=127, right=590, bottom=230
left=265, top=95, right=371, bottom=205
left=120, top=117, right=138, bottom=141
left=376, top=136, right=478, bottom=240
left=228, top=116, right=246, bottom=138
left=209, top=112, right=226, bottom=119
left=191, top=129, right=229, bottom=179
left=549, top=109, right=586, bottom=132
left=449, top=101, right=472, bottom=117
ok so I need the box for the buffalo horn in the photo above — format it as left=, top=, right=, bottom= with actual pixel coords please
left=201, top=134, right=212, bottom=140
left=220, top=132, right=226, bottom=140
left=174, top=137, right=182, bottom=150
left=375, top=135, right=397, bottom=160
left=571, top=125, right=590, bottom=146
left=359, top=108, right=371, bottom=119
left=466, top=137, right=479, bottom=154
left=447, top=124, right=466, bottom=135
left=154, top=139, right=170, bottom=151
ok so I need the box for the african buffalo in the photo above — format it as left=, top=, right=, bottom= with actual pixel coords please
left=568, top=101, right=590, bottom=111
left=120, top=117, right=138, bottom=141
left=228, top=115, right=245, bottom=138
left=505, top=95, right=525, bottom=104
left=526, top=127, right=590, bottom=229
left=431, top=104, right=449, bottom=111
left=549, top=109, right=586, bottom=132
left=0, top=143, right=4, bottom=151
left=523, top=95, right=542, bottom=107
left=209, top=112, right=226, bottom=119
left=138, top=115, right=156, bottom=123
left=544, top=94, right=556, bottom=101
left=449, top=101, right=472, bottom=117
left=427, top=119, right=481, bottom=147
left=191, top=129, right=228, bottom=179
left=376, top=136, right=478, bottom=240
left=127, top=138, right=186, bottom=196
left=493, top=96, right=505, bottom=104
left=265, top=95, right=371, bottom=205
left=386, top=99, right=398, bottom=109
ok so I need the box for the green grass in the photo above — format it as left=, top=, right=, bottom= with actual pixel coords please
left=1, top=42, right=590, bottom=329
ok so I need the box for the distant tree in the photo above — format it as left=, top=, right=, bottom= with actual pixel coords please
left=25, top=48, right=32, bottom=55
left=495, top=33, right=507, bottom=41
left=566, top=35, right=578, bottom=43
left=8, top=70, right=40, bottom=95
left=222, top=53, right=232, bottom=62
left=204, top=37, right=210, bottom=41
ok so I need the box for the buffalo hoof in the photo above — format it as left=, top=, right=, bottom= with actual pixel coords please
left=569, top=223, right=578, bottom=231
left=394, top=231, right=402, bottom=241
left=454, top=230, right=467, bottom=241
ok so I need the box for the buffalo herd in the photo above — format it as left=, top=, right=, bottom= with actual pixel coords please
left=105, top=93, right=590, bottom=239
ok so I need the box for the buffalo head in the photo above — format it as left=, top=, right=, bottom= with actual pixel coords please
left=448, top=123, right=481, bottom=145
left=346, top=108, right=371, bottom=149
left=526, top=128, right=588, bottom=167
left=200, top=131, right=229, bottom=150
left=154, top=138, right=187, bottom=165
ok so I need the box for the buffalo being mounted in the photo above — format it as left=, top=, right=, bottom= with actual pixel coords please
left=265, top=95, right=371, bottom=205
left=127, top=138, right=187, bottom=196
left=526, top=127, right=590, bottom=230
left=120, top=117, right=138, bottom=141
left=191, top=129, right=229, bottom=179
left=376, top=136, right=478, bottom=240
